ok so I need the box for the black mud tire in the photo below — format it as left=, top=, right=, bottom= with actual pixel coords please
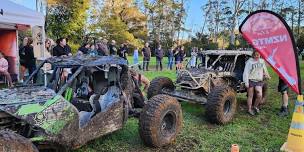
left=133, top=93, right=145, bottom=108
left=0, top=130, right=38, bottom=152
left=120, top=66, right=134, bottom=104
left=121, top=66, right=133, bottom=92
left=253, top=82, right=268, bottom=106
left=206, top=86, right=237, bottom=125
left=139, top=94, right=182, bottom=147
left=147, top=77, right=174, bottom=99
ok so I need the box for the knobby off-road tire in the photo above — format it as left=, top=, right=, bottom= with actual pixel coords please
left=206, top=86, right=237, bottom=125
left=139, top=94, right=182, bottom=147
left=253, top=82, right=268, bottom=106
left=147, top=77, right=174, bottom=99
left=0, top=130, right=38, bottom=152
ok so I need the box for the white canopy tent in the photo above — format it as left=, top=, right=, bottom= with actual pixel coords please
left=0, top=0, right=46, bottom=81
left=0, top=0, right=45, bottom=27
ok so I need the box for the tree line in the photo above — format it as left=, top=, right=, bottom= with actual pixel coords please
left=193, top=0, right=304, bottom=51
left=45, top=0, right=304, bottom=54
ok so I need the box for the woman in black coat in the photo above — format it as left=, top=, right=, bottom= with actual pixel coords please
left=23, top=38, right=37, bottom=83
left=19, top=37, right=28, bottom=81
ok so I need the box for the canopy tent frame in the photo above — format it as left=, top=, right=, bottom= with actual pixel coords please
left=0, top=0, right=45, bottom=82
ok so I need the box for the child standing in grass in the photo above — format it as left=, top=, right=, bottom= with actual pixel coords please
left=243, top=50, right=270, bottom=116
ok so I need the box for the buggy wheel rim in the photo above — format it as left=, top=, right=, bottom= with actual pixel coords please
left=160, top=111, right=176, bottom=137
left=224, top=99, right=231, bottom=115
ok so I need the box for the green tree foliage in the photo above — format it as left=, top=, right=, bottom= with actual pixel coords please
left=200, top=0, right=304, bottom=50
left=102, top=17, right=143, bottom=48
left=297, top=34, right=304, bottom=52
left=46, top=0, right=90, bottom=43
left=89, top=0, right=147, bottom=48
left=184, top=31, right=218, bottom=52
left=144, top=0, right=187, bottom=50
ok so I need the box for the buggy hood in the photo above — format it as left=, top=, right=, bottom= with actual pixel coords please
left=0, top=86, right=55, bottom=106
left=0, top=86, right=78, bottom=135
left=0, top=86, right=57, bottom=119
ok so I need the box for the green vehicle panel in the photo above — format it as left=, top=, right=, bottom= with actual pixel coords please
left=0, top=55, right=131, bottom=149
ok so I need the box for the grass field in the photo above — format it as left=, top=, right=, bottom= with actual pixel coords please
left=75, top=56, right=304, bottom=152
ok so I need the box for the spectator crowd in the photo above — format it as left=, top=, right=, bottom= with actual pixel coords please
left=33, top=36, right=208, bottom=72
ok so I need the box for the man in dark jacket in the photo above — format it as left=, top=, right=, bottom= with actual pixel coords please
left=77, top=43, right=90, bottom=55
left=64, top=38, right=72, bottom=55
left=199, top=48, right=205, bottom=65
left=109, top=40, right=117, bottom=56
left=23, top=38, right=37, bottom=83
left=141, top=42, right=151, bottom=71
left=155, top=44, right=164, bottom=71
left=53, top=38, right=71, bottom=57
left=118, top=43, right=128, bottom=61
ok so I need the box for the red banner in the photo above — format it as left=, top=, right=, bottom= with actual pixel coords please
left=239, top=10, right=301, bottom=94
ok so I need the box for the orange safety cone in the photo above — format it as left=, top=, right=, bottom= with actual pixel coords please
left=231, top=144, right=239, bottom=152
left=281, top=95, right=304, bottom=152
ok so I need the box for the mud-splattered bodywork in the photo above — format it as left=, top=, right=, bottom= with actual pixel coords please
left=0, top=86, right=72, bottom=134
left=164, top=50, right=252, bottom=103
left=0, top=55, right=133, bottom=149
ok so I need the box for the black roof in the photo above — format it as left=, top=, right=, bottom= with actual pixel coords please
left=46, top=55, right=128, bottom=67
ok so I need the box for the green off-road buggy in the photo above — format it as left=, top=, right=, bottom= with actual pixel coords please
left=0, top=55, right=182, bottom=151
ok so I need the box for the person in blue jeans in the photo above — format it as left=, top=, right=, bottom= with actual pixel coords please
left=167, top=47, right=174, bottom=70
left=133, top=47, right=139, bottom=64
left=133, top=47, right=140, bottom=70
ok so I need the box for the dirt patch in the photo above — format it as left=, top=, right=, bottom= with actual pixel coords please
left=167, top=136, right=199, bottom=152
left=237, top=99, right=247, bottom=111
left=206, top=123, right=218, bottom=129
